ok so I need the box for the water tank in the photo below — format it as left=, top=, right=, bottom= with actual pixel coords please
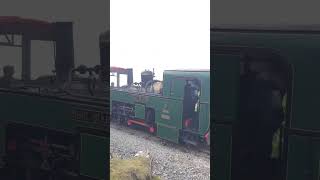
left=141, top=70, right=153, bottom=87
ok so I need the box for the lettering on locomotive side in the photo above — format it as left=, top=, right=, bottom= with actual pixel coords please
left=71, top=108, right=107, bottom=125
left=162, top=104, right=169, bottom=114
left=161, top=114, right=170, bottom=120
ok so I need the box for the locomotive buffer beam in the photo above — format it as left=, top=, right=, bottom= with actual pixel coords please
left=127, top=119, right=155, bottom=134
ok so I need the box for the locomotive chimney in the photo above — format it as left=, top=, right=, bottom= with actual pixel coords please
left=141, top=70, right=153, bottom=88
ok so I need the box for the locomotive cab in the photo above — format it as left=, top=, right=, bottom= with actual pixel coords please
left=182, top=79, right=201, bottom=130
left=161, top=70, right=210, bottom=145
left=234, top=52, right=290, bottom=180
left=212, top=27, right=301, bottom=180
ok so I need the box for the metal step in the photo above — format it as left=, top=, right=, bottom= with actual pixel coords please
left=182, top=138, right=198, bottom=146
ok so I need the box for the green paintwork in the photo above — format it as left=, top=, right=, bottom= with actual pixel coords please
left=111, top=70, right=210, bottom=143
left=0, top=124, right=5, bottom=156
left=213, top=31, right=320, bottom=130
left=111, top=90, right=184, bottom=143
left=285, top=135, right=320, bottom=180
left=211, top=53, right=240, bottom=179
left=0, top=91, right=108, bottom=179
left=135, top=104, right=145, bottom=119
left=80, top=133, right=108, bottom=180
left=156, top=124, right=179, bottom=143
left=111, top=90, right=136, bottom=104
left=212, top=29, right=320, bottom=180
left=199, top=103, right=210, bottom=134
left=0, top=92, right=74, bottom=131
left=212, top=54, right=240, bottom=123
left=153, top=97, right=183, bottom=129
left=110, top=100, right=112, bottom=114
left=163, top=70, right=210, bottom=135
left=162, top=70, right=210, bottom=103
left=213, top=124, right=232, bottom=180
left=286, top=135, right=309, bottom=179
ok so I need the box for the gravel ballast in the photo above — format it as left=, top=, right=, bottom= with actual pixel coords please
left=110, top=123, right=210, bottom=180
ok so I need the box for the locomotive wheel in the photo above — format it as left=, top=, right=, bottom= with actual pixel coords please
left=118, top=116, right=124, bottom=125
left=115, top=109, right=121, bottom=124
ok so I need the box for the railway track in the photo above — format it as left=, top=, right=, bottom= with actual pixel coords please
left=110, top=121, right=210, bottom=157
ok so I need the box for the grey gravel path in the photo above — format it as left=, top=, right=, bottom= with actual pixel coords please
left=110, top=123, right=210, bottom=180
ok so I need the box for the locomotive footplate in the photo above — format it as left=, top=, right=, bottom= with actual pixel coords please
left=127, top=119, right=155, bottom=133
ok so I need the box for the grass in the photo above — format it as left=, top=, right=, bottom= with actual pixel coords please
left=110, top=157, right=161, bottom=180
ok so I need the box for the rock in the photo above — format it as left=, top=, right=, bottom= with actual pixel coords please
left=135, top=151, right=150, bottom=159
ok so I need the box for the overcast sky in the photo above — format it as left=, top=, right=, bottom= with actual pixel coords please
left=1, top=0, right=316, bottom=80
left=111, top=0, right=210, bottom=82
left=0, top=0, right=108, bottom=79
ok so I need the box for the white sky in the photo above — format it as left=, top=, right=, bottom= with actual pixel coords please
left=1, top=0, right=315, bottom=81
left=110, top=0, right=210, bottom=82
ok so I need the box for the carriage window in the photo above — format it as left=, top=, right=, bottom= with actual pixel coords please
left=110, top=72, right=117, bottom=87
left=170, top=77, right=201, bottom=99
left=0, top=35, right=22, bottom=79
left=119, top=74, right=128, bottom=87
left=110, top=73, right=128, bottom=87
left=30, top=40, right=55, bottom=80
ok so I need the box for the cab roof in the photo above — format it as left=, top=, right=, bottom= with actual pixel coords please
left=165, top=69, right=210, bottom=72
left=0, top=16, right=50, bottom=25
left=212, top=24, right=320, bottom=34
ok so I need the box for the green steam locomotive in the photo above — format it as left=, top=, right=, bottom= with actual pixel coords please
left=110, top=67, right=210, bottom=146
left=0, top=17, right=108, bottom=180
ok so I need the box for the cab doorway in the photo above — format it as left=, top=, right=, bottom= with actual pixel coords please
left=231, top=51, right=292, bottom=180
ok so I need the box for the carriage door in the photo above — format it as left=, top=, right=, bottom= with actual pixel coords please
left=212, top=52, right=240, bottom=180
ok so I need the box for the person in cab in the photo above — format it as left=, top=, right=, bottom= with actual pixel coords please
left=270, top=76, right=287, bottom=179
left=0, top=65, right=18, bottom=88
left=253, top=69, right=284, bottom=180
left=233, top=58, right=260, bottom=180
